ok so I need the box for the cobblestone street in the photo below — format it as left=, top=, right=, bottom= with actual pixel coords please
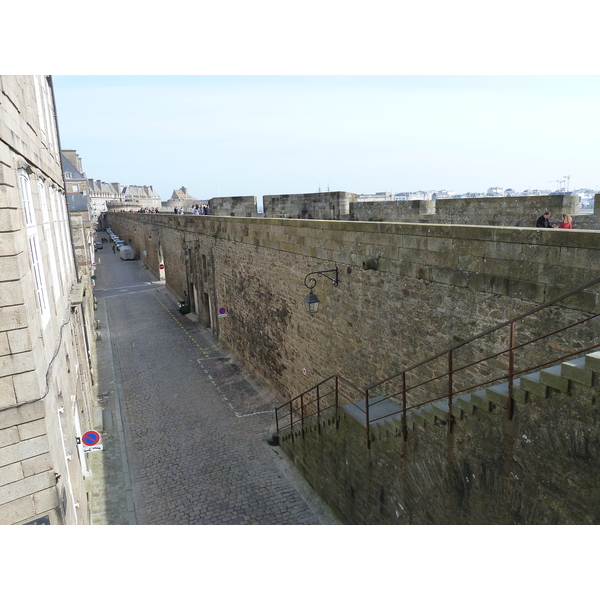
left=85, top=242, right=338, bottom=525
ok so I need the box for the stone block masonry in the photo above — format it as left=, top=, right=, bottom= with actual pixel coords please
left=108, top=213, right=600, bottom=413
left=349, top=194, right=584, bottom=227
left=279, top=366, right=600, bottom=524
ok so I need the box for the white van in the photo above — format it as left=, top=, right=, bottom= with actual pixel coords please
left=119, top=245, right=135, bottom=260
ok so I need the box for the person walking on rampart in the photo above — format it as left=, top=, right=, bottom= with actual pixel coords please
left=536, top=211, right=556, bottom=228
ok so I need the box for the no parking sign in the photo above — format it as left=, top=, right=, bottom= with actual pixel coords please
left=81, top=430, right=101, bottom=446
left=79, top=430, right=103, bottom=452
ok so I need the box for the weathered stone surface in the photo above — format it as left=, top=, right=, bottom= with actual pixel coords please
left=0, top=469, right=54, bottom=504
left=0, top=495, right=34, bottom=525
left=0, top=435, right=49, bottom=468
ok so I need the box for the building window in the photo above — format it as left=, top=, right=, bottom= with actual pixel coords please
left=72, top=184, right=79, bottom=192
left=38, top=179, right=61, bottom=300
left=19, top=170, right=50, bottom=327
left=33, top=75, right=58, bottom=157
left=49, top=185, right=67, bottom=284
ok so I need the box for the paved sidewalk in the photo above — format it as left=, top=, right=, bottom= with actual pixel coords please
left=86, top=243, right=338, bottom=525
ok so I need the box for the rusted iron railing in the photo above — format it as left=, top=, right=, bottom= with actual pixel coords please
left=276, top=275, right=600, bottom=447
left=275, top=375, right=363, bottom=441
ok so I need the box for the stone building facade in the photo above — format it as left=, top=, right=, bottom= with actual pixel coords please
left=106, top=184, right=161, bottom=213
left=1, top=75, right=95, bottom=525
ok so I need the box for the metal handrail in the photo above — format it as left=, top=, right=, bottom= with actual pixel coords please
left=275, top=374, right=364, bottom=437
left=276, top=275, right=600, bottom=446
left=371, top=274, right=600, bottom=390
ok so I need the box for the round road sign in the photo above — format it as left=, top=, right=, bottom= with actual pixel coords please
left=81, top=430, right=101, bottom=447
left=159, top=263, right=165, bottom=270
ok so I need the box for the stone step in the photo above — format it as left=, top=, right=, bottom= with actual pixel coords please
left=421, top=405, right=438, bottom=425
left=470, top=390, right=492, bottom=411
left=408, top=409, right=427, bottom=428
left=511, top=378, right=527, bottom=403
left=430, top=399, right=463, bottom=420
left=520, top=371, right=548, bottom=398
left=540, top=365, right=570, bottom=394
left=585, top=351, right=600, bottom=374
left=486, top=383, right=510, bottom=408
left=372, top=417, right=400, bottom=436
left=456, top=394, right=476, bottom=415
left=431, top=401, right=449, bottom=420
left=561, top=356, right=594, bottom=387
left=342, top=396, right=407, bottom=429
left=341, top=352, right=600, bottom=437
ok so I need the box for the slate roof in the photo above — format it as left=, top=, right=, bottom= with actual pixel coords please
left=67, top=192, right=89, bottom=212
left=61, top=154, right=85, bottom=179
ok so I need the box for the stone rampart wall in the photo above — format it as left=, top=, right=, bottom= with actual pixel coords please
left=263, top=192, right=357, bottom=220
left=349, top=194, right=589, bottom=227
left=348, top=199, right=434, bottom=222
left=107, top=214, right=600, bottom=405
left=107, top=213, right=600, bottom=524
left=208, top=195, right=258, bottom=217
left=279, top=377, right=600, bottom=524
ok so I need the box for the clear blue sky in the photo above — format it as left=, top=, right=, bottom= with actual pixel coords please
left=52, top=75, right=600, bottom=205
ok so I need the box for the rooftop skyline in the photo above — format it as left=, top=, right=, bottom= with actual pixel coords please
left=52, top=76, right=600, bottom=206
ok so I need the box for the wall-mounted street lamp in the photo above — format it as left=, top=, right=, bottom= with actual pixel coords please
left=303, top=266, right=339, bottom=315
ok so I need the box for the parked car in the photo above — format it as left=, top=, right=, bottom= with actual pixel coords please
left=119, top=245, right=135, bottom=260
left=95, top=241, right=103, bottom=249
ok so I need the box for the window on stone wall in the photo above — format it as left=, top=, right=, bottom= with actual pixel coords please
left=33, top=75, right=58, bottom=157
left=19, top=170, right=50, bottom=328
left=38, top=179, right=61, bottom=301
left=48, top=186, right=67, bottom=286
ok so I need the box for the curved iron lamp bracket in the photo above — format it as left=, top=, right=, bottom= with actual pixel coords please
left=304, top=266, right=339, bottom=290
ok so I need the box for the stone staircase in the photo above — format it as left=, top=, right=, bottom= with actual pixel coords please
left=341, top=351, right=600, bottom=435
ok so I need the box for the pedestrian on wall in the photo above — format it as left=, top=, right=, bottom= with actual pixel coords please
left=558, top=214, right=573, bottom=229
left=536, top=211, right=556, bottom=228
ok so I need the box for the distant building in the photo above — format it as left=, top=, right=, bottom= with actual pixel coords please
left=486, top=187, right=504, bottom=196
left=358, top=192, right=394, bottom=201
left=61, top=150, right=91, bottom=214
left=109, top=184, right=161, bottom=212
left=87, top=179, right=121, bottom=219
left=169, top=186, right=194, bottom=202
left=162, top=186, right=202, bottom=213
left=431, top=190, right=454, bottom=200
